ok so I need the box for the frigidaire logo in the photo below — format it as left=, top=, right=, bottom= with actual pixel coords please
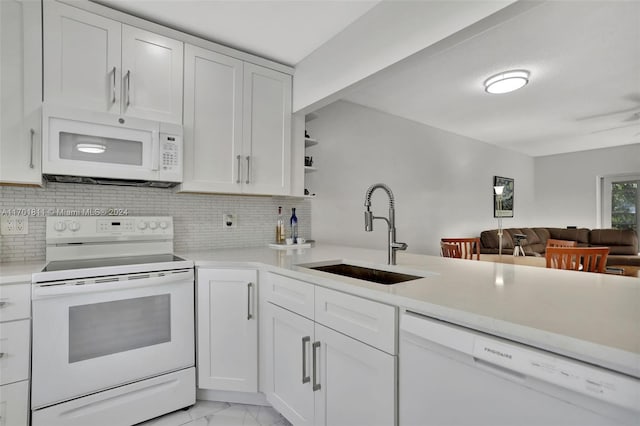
left=484, top=347, right=512, bottom=359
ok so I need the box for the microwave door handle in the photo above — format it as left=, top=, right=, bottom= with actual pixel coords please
left=151, top=131, right=160, bottom=171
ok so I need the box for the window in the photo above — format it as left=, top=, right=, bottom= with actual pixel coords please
left=602, top=175, right=640, bottom=233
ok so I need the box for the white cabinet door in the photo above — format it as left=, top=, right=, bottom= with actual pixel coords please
left=314, top=324, right=396, bottom=426
left=0, top=381, right=29, bottom=426
left=0, top=0, right=42, bottom=185
left=43, top=1, right=121, bottom=114
left=121, top=25, right=183, bottom=124
left=43, top=3, right=183, bottom=124
left=181, top=44, right=243, bottom=193
left=242, top=63, right=292, bottom=196
left=197, top=268, right=257, bottom=392
left=265, top=303, right=315, bottom=426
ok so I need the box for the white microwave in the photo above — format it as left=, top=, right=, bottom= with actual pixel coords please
left=42, top=105, right=183, bottom=186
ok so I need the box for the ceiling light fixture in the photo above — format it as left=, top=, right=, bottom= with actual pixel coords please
left=484, top=70, right=530, bottom=94
left=76, top=143, right=106, bottom=154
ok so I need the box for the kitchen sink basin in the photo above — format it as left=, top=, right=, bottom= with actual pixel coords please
left=307, top=263, right=422, bottom=285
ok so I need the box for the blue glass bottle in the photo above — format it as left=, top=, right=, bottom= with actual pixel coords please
left=290, top=208, right=298, bottom=243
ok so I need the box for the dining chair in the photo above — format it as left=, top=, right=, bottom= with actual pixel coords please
left=546, top=238, right=577, bottom=248
left=440, top=238, right=481, bottom=260
left=441, top=242, right=462, bottom=259
left=545, top=247, right=609, bottom=273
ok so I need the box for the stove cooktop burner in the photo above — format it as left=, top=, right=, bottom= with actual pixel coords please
left=42, top=254, right=186, bottom=273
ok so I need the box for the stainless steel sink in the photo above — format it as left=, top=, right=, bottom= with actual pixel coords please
left=307, top=263, right=422, bottom=285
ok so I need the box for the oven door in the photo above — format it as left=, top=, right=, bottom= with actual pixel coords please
left=31, top=268, right=194, bottom=409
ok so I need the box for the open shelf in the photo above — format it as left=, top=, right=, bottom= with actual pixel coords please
left=304, top=166, right=317, bottom=173
left=305, top=137, right=318, bottom=148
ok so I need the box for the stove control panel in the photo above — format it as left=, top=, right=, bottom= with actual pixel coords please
left=46, top=216, right=174, bottom=243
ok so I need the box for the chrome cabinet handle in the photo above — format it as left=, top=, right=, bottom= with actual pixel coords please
left=312, top=341, right=321, bottom=391
left=29, top=129, right=35, bottom=169
left=302, top=336, right=311, bottom=384
left=247, top=282, right=253, bottom=320
left=111, top=66, right=116, bottom=105
left=125, top=70, right=131, bottom=107
left=236, top=155, right=242, bottom=184
left=245, top=156, right=251, bottom=184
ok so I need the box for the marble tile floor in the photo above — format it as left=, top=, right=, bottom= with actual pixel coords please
left=138, top=400, right=293, bottom=426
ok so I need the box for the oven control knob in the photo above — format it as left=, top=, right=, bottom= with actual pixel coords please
left=137, top=221, right=147, bottom=230
left=54, top=221, right=66, bottom=232
left=149, top=221, right=158, bottom=230
left=68, top=221, right=80, bottom=232
left=159, top=221, right=168, bottom=229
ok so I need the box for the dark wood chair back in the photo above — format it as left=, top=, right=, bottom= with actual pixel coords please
left=440, top=238, right=480, bottom=260
left=545, top=247, right=609, bottom=273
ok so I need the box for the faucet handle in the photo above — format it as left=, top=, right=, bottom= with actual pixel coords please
left=391, top=242, right=408, bottom=251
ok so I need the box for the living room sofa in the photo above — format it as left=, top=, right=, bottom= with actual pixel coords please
left=479, top=227, right=640, bottom=266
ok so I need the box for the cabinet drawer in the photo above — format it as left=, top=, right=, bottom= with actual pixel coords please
left=0, top=283, right=30, bottom=322
left=315, top=286, right=396, bottom=354
left=0, top=320, right=30, bottom=385
left=0, top=380, right=29, bottom=426
left=264, top=273, right=314, bottom=320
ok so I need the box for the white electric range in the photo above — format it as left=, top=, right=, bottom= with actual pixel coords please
left=31, top=216, right=195, bottom=426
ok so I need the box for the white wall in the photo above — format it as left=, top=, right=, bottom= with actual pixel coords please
left=306, top=101, right=535, bottom=256
left=533, top=144, right=640, bottom=228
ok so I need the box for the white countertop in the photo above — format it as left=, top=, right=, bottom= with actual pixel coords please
left=2, top=245, right=638, bottom=377
left=0, top=261, right=45, bottom=285
left=181, top=244, right=640, bottom=378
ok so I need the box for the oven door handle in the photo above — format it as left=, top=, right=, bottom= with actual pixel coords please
left=32, top=270, right=193, bottom=299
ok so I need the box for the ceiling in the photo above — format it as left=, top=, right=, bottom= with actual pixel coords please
left=92, top=0, right=380, bottom=66
left=342, top=1, right=640, bottom=157
left=91, top=0, right=639, bottom=157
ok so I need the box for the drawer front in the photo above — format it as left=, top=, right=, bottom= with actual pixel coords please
left=0, top=380, right=29, bottom=426
left=315, top=286, right=396, bottom=354
left=0, top=283, right=30, bottom=322
left=264, top=273, right=314, bottom=320
left=0, top=320, right=30, bottom=385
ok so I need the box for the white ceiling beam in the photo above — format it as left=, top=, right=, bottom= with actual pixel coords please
left=293, top=0, right=522, bottom=114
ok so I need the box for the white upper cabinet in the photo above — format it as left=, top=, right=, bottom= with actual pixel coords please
left=242, top=64, right=292, bottom=196
left=181, top=44, right=243, bottom=193
left=180, top=45, right=292, bottom=196
left=0, top=0, right=42, bottom=185
left=43, top=1, right=183, bottom=124
left=43, top=2, right=121, bottom=114
left=121, top=25, right=183, bottom=123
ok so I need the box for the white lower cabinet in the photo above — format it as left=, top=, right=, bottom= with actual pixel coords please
left=314, top=324, right=396, bottom=426
left=264, top=272, right=397, bottom=426
left=0, top=281, right=31, bottom=426
left=196, top=268, right=258, bottom=393
left=0, top=380, right=29, bottom=426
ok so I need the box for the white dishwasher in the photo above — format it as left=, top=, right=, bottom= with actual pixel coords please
left=400, top=311, right=640, bottom=426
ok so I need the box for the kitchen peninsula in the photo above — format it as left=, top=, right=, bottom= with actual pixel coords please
left=186, top=244, right=640, bottom=377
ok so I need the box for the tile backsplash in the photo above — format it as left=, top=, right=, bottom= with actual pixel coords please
left=0, top=183, right=311, bottom=262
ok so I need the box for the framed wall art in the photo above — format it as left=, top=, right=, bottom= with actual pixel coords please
left=494, top=176, right=514, bottom=218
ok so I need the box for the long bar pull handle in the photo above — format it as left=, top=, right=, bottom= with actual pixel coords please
left=247, top=282, right=253, bottom=320
left=312, top=341, right=321, bottom=391
left=302, top=336, right=311, bottom=384
left=245, top=155, right=251, bottom=184
left=111, top=66, right=116, bottom=105
left=29, top=129, right=35, bottom=169
left=236, top=155, right=242, bottom=184
left=125, top=70, right=131, bottom=107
